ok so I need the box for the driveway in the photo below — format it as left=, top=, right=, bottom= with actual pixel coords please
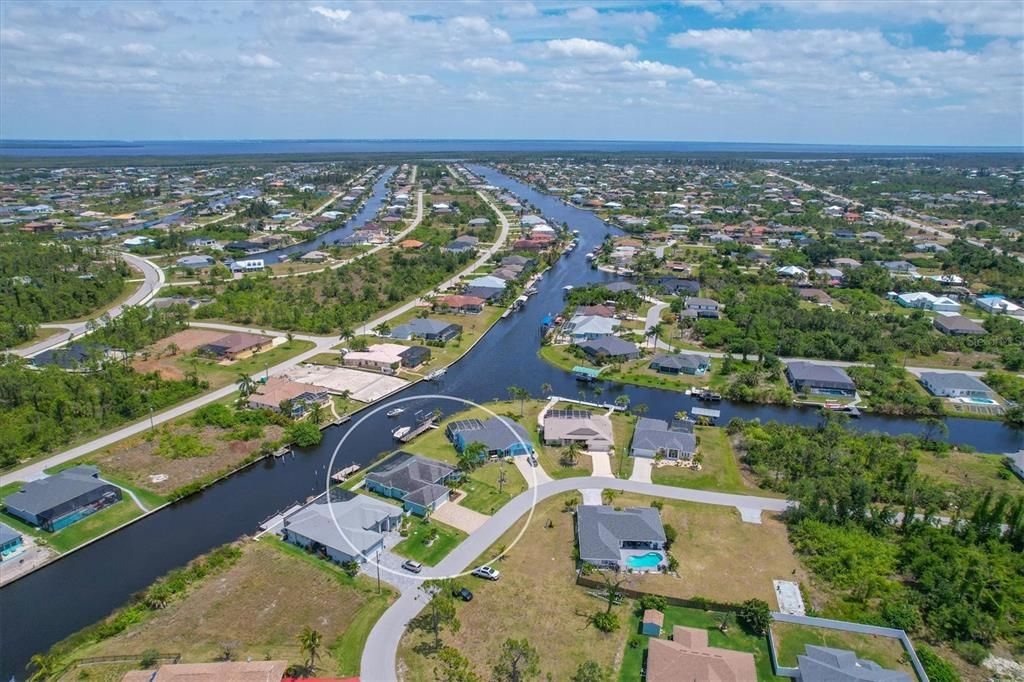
left=513, top=456, right=552, bottom=487
left=587, top=451, right=614, bottom=478
left=630, top=457, right=654, bottom=483
left=431, top=501, right=489, bottom=534
left=360, top=531, right=423, bottom=593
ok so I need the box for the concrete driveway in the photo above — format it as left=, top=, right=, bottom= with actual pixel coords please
left=587, top=451, right=614, bottom=478
left=630, top=457, right=654, bottom=483
left=431, top=501, right=488, bottom=534
left=514, top=455, right=552, bottom=487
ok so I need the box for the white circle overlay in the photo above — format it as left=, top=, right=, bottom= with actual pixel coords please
left=324, top=394, right=542, bottom=582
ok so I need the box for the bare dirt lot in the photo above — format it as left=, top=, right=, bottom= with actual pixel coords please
left=131, top=329, right=227, bottom=380
left=91, top=423, right=284, bottom=497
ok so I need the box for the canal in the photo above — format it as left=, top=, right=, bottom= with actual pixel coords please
left=1, top=165, right=1020, bottom=680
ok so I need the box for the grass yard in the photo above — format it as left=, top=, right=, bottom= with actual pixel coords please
left=458, top=470, right=518, bottom=515
left=610, top=493, right=807, bottom=605
left=771, top=622, right=917, bottom=678
left=397, top=496, right=631, bottom=681
left=382, top=306, right=504, bottom=371
left=915, top=449, right=1022, bottom=496
left=52, top=538, right=394, bottom=679
left=619, top=604, right=776, bottom=682
left=133, top=338, right=315, bottom=387
left=392, top=517, right=467, bottom=566
left=650, top=427, right=776, bottom=495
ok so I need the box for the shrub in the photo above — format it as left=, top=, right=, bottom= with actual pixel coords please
left=341, top=561, right=360, bottom=578
left=917, top=645, right=962, bottom=682
left=738, top=598, right=772, bottom=635
left=191, top=403, right=237, bottom=429
left=591, top=611, right=619, bottom=633
left=286, top=421, right=322, bottom=447
left=139, top=649, right=161, bottom=668
left=638, top=595, right=667, bottom=613
left=627, top=635, right=642, bottom=649
left=649, top=500, right=663, bottom=510
left=953, top=640, right=988, bottom=666
left=881, top=601, right=922, bottom=632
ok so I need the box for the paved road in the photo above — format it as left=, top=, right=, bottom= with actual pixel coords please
left=0, top=189, right=509, bottom=486
left=360, top=476, right=792, bottom=681
left=11, top=251, right=165, bottom=358
left=354, top=190, right=511, bottom=336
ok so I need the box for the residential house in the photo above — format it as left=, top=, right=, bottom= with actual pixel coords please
left=390, top=318, right=462, bottom=343
left=564, top=314, right=618, bottom=341
left=650, top=353, right=711, bottom=376
left=785, top=361, right=856, bottom=397
left=933, top=315, right=986, bottom=336
left=653, top=277, right=700, bottom=296
left=282, top=489, right=401, bottom=564
left=175, top=254, right=214, bottom=269
left=446, top=417, right=534, bottom=457
left=462, top=285, right=504, bottom=302
left=919, top=372, right=996, bottom=400
left=575, top=505, right=667, bottom=571
left=578, top=336, right=640, bottom=361
left=795, top=645, right=912, bottom=682
left=646, top=626, right=757, bottom=682
left=248, top=377, right=330, bottom=417
left=0, top=522, right=24, bottom=561
left=3, top=465, right=121, bottom=532
left=1007, top=451, right=1024, bottom=481
left=796, top=288, right=833, bottom=306
left=200, top=332, right=274, bottom=361
left=30, top=343, right=120, bottom=370
left=466, top=274, right=507, bottom=290
left=541, top=409, right=614, bottom=451
left=630, top=418, right=696, bottom=460
left=435, top=294, right=485, bottom=314
left=121, top=660, right=289, bottom=682
left=776, top=265, right=808, bottom=279
left=976, top=295, right=1023, bottom=315
left=445, top=235, right=479, bottom=253
left=879, top=260, right=916, bottom=274
left=228, top=258, right=265, bottom=273
left=364, top=453, right=457, bottom=516
left=890, top=291, right=960, bottom=313
left=682, top=296, right=721, bottom=319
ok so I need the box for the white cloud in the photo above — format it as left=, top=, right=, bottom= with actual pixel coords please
left=310, top=6, right=352, bottom=22
left=566, top=7, right=600, bottom=23
left=237, top=53, right=281, bottom=69
left=448, top=16, right=511, bottom=43
left=619, top=60, right=693, bottom=79
left=458, top=57, right=527, bottom=75
left=542, top=38, right=638, bottom=60
left=502, top=3, right=539, bottom=19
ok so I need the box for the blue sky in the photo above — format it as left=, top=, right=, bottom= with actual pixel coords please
left=1, top=1, right=1022, bottom=145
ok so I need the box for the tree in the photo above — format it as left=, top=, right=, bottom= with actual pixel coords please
left=614, top=394, right=630, bottom=410
left=561, top=440, right=582, bottom=467
left=410, top=580, right=461, bottom=651
left=309, top=402, right=325, bottom=426
left=570, top=660, right=612, bottom=682
left=633, top=403, right=648, bottom=417
left=459, top=441, right=487, bottom=472
left=506, top=385, right=528, bottom=417
left=297, top=626, right=323, bottom=675
left=26, top=653, right=57, bottom=682
left=738, top=598, right=772, bottom=635
left=492, top=638, right=541, bottom=682
left=649, top=322, right=664, bottom=349
left=237, top=373, right=256, bottom=397
left=599, top=571, right=626, bottom=614
left=917, top=416, right=948, bottom=444
left=540, top=382, right=553, bottom=396
left=434, top=646, right=481, bottom=682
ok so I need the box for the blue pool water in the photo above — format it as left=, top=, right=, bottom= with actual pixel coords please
left=964, top=397, right=997, bottom=405
left=626, top=552, right=664, bottom=569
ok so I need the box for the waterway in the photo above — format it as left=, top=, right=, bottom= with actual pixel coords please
left=257, top=167, right=395, bottom=264
left=1, top=165, right=1020, bottom=680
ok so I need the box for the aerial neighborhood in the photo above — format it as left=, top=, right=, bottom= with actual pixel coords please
left=1, top=153, right=1021, bottom=682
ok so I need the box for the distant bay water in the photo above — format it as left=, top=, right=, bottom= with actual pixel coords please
left=1, top=138, right=1020, bottom=158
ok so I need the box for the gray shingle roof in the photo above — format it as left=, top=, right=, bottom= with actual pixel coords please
left=3, top=465, right=108, bottom=516
left=785, top=361, right=855, bottom=389
left=578, top=336, right=638, bottom=357
left=797, top=646, right=912, bottom=682
left=919, top=371, right=993, bottom=393
left=365, top=454, right=455, bottom=497
left=576, top=505, right=666, bottom=563
left=447, top=417, right=532, bottom=452
left=632, top=418, right=697, bottom=454
left=0, top=522, right=20, bottom=545
left=283, top=491, right=399, bottom=557
left=651, top=353, right=709, bottom=370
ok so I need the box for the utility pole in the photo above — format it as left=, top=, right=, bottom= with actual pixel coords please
left=376, top=551, right=381, bottom=594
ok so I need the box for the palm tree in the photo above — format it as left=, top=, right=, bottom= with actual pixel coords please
left=506, top=385, right=528, bottom=417
left=614, top=394, right=630, bottom=411
left=540, top=382, right=553, bottom=397
left=460, top=441, right=487, bottom=472
left=237, top=373, right=256, bottom=397
left=26, top=653, right=57, bottom=682
left=297, top=626, right=323, bottom=674
left=309, top=402, right=324, bottom=425
left=649, top=322, right=664, bottom=349
left=562, top=440, right=581, bottom=467
left=633, top=403, right=649, bottom=417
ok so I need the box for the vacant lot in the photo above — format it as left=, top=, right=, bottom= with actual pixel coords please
left=916, top=449, right=1022, bottom=496
left=772, top=622, right=917, bottom=678
left=133, top=334, right=314, bottom=387
left=611, top=493, right=807, bottom=605
left=650, top=427, right=779, bottom=496
left=57, top=539, right=394, bottom=679
left=397, top=496, right=630, bottom=681
left=91, top=422, right=285, bottom=497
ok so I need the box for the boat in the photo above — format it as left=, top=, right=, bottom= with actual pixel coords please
left=572, top=229, right=580, bottom=236
left=425, top=368, right=447, bottom=381
left=392, top=425, right=411, bottom=440
left=692, top=388, right=722, bottom=402
left=563, top=285, right=574, bottom=296
left=524, top=286, right=538, bottom=296
left=585, top=253, right=595, bottom=261
left=386, top=408, right=405, bottom=417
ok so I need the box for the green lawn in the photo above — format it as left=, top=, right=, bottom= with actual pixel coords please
left=619, top=604, right=776, bottom=682
left=916, top=449, right=1022, bottom=496
left=184, top=340, right=316, bottom=388
left=393, top=517, right=467, bottom=566
left=459, top=468, right=517, bottom=515
left=650, top=427, right=764, bottom=495
left=771, top=622, right=917, bottom=679
left=48, top=500, right=145, bottom=553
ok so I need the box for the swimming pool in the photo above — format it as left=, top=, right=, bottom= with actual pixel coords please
left=960, top=397, right=997, bottom=405
left=625, top=551, right=664, bottom=570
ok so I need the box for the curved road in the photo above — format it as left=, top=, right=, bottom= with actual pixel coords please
left=12, top=251, right=165, bottom=358
left=360, top=475, right=792, bottom=682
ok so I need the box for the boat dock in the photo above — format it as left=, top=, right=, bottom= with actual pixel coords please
left=397, top=418, right=437, bottom=443
left=691, top=407, right=721, bottom=423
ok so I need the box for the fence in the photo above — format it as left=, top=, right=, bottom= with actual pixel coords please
left=575, top=574, right=741, bottom=613
left=766, top=612, right=929, bottom=682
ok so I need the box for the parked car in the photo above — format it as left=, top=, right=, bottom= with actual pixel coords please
left=453, top=586, right=473, bottom=602
left=527, top=455, right=538, bottom=467
left=472, top=565, right=501, bottom=581
left=401, top=559, right=422, bottom=573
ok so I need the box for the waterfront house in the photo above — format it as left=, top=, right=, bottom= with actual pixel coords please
left=446, top=417, right=534, bottom=457
left=564, top=314, right=617, bottom=341
left=575, top=505, right=666, bottom=571
left=578, top=336, right=640, bottom=361
left=0, top=523, right=24, bottom=561
left=919, top=372, right=996, bottom=400
left=785, top=361, right=856, bottom=397
left=650, top=353, right=710, bottom=376
left=248, top=377, right=330, bottom=417
left=364, top=453, right=457, bottom=516
left=282, top=489, right=401, bottom=564
left=630, top=418, right=696, bottom=460
left=541, top=409, right=614, bottom=451
left=175, top=254, right=214, bottom=269
left=3, top=465, right=121, bottom=532
left=435, top=295, right=485, bottom=314
left=390, top=318, right=462, bottom=343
